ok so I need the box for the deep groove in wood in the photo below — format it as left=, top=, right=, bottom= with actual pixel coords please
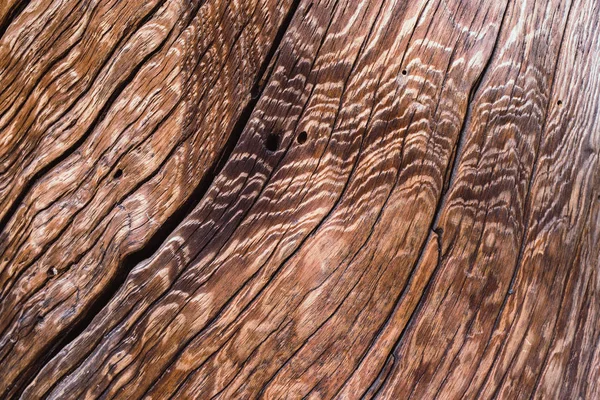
left=0, top=0, right=171, bottom=234
left=0, top=0, right=29, bottom=40
left=5, top=2, right=302, bottom=397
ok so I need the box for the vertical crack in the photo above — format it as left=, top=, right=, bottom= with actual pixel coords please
left=361, top=1, right=513, bottom=396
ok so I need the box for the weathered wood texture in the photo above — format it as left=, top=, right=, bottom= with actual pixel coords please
left=0, top=0, right=598, bottom=398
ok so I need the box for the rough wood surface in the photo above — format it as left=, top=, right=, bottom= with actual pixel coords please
left=1, top=0, right=599, bottom=398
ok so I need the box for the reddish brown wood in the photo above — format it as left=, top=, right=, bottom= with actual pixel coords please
left=0, top=0, right=598, bottom=398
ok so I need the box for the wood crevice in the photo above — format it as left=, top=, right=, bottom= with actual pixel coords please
left=9, top=1, right=304, bottom=397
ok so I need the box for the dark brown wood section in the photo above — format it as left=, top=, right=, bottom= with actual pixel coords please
left=0, top=0, right=598, bottom=398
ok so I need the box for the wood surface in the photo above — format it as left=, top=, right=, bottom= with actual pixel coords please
left=0, top=0, right=598, bottom=398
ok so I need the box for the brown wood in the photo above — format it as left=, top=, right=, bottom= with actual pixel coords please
left=1, top=0, right=598, bottom=398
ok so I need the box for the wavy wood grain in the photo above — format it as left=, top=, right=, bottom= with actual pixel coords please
left=1, top=0, right=599, bottom=398
left=0, top=0, right=297, bottom=395
left=370, top=0, right=600, bottom=398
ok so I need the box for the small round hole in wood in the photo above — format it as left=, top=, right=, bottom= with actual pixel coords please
left=113, top=169, right=123, bottom=180
left=557, top=100, right=563, bottom=106
left=265, top=133, right=279, bottom=152
left=402, top=69, right=407, bottom=76
left=297, top=131, right=308, bottom=144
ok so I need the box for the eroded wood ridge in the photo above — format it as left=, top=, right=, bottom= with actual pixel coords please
left=1, top=0, right=599, bottom=398
left=0, top=0, right=299, bottom=395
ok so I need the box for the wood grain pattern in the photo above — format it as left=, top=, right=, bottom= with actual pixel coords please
left=1, top=0, right=599, bottom=398
left=0, top=0, right=296, bottom=395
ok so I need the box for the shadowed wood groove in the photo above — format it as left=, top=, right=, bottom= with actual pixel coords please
left=1, top=0, right=599, bottom=398
left=0, top=0, right=299, bottom=396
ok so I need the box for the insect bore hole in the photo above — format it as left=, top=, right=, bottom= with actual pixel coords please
left=113, top=169, right=123, bottom=180
left=265, top=133, right=279, bottom=152
left=557, top=100, right=563, bottom=106
left=297, top=131, right=308, bottom=144
left=402, top=69, right=407, bottom=76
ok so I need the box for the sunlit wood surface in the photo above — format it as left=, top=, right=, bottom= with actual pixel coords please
left=0, top=0, right=599, bottom=398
